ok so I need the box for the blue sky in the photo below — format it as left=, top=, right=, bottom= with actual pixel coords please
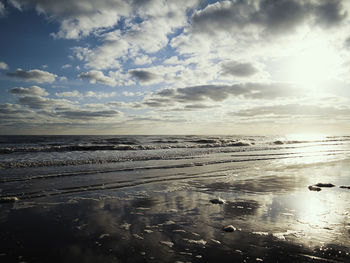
left=1, top=0, right=350, bottom=135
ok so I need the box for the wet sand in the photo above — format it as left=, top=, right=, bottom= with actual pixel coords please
left=1, top=157, right=350, bottom=262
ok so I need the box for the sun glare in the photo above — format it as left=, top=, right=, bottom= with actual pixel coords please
left=286, top=43, right=339, bottom=90
left=285, top=133, right=327, bottom=142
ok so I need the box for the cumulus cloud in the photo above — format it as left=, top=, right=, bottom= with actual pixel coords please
left=0, top=61, right=8, bottom=70
left=55, top=90, right=82, bottom=98
left=85, top=91, right=117, bottom=99
left=0, top=103, right=31, bottom=116
left=122, top=91, right=134, bottom=97
left=133, top=55, right=154, bottom=65
left=9, top=0, right=130, bottom=39
left=182, top=104, right=218, bottom=111
left=9, top=0, right=199, bottom=42
left=0, top=2, right=5, bottom=17
left=9, top=86, right=49, bottom=96
left=231, top=104, right=350, bottom=118
left=61, top=64, right=71, bottom=69
left=191, top=0, right=347, bottom=36
left=6, top=69, right=57, bottom=83
left=57, top=109, right=120, bottom=120
left=107, top=101, right=134, bottom=109
left=313, top=0, right=347, bottom=27
left=129, top=69, right=159, bottom=84
left=18, top=95, right=73, bottom=110
left=69, top=0, right=199, bottom=69
left=78, top=70, right=117, bottom=86
left=3, top=0, right=350, bottom=133
left=147, top=82, right=301, bottom=105
left=56, top=90, right=117, bottom=99
left=344, top=36, right=350, bottom=48
left=221, top=61, right=258, bottom=77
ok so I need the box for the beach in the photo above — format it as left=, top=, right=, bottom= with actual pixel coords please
left=1, top=135, right=350, bottom=262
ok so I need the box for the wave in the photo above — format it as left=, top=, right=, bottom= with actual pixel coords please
left=1, top=135, right=350, bottom=157
left=0, top=151, right=315, bottom=182
left=1, top=149, right=347, bottom=200
left=1, top=147, right=347, bottom=170
left=0, top=140, right=252, bottom=154
left=272, top=138, right=350, bottom=145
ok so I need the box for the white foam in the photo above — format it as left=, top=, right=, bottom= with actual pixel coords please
left=120, top=222, right=131, bottom=230
left=160, top=241, right=174, bottom=248
left=184, top=238, right=207, bottom=246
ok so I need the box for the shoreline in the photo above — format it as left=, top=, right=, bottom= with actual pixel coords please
left=1, top=157, right=350, bottom=262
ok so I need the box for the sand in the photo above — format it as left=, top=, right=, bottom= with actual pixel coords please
left=1, top=154, right=350, bottom=262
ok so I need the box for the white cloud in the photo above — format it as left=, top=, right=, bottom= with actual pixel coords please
left=122, top=91, right=134, bottom=97
left=137, top=82, right=305, bottom=110
left=55, top=90, right=82, bottom=98
left=18, top=95, right=74, bottom=110
left=190, top=0, right=347, bottom=37
left=69, top=0, right=199, bottom=70
left=220, top=61, right=258, bottom=77
left=133, top=54, right=154, bottom=65
left=78, top=70, right=117, bottom=86
left=6, top=68, right=57, bottom=83
left=0, top=61, right=9, bottom=70
left=0, top=2, right=5, bottom=17
left=230, top=104, right=350, bottom=120
left=61, top=64, right=71, bottom=69
left=163, top=56, right=183, bottom=65
left=3, top=0, right=350, bottom=134
left=9, top=86, right=49, bottom=96
left=85, top=91, right=117, bottom=99
left=56, top=90, right=117, bottom=99
left=10, top=0, right=131, bottom=39
left=57, top=109, right=121, bottom=120
left=129, top=69, right=160, bottom=84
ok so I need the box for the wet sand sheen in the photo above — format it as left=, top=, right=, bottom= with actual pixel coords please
left=1, top=135, right=350, bottom=262
left=1, top=158, right=350, bottom=262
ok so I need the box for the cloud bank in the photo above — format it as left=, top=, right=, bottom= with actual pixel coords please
left=6, top=69, right=57, bottom=83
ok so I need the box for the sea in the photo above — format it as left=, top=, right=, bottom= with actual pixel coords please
left=0, top=135, right=348, bottom=197
left=1, top=135, right=350, bottom=262
left=0, top=134, right=350, bottom=200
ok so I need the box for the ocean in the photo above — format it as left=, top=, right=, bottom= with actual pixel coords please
left=1, top=135, right=350, bottom=262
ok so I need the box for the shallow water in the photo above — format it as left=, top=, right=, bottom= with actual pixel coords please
left=1, top=135, right=350, bottom=262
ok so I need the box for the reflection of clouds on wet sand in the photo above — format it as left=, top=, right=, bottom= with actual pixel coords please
left=1, top=155, right=350, bottom=262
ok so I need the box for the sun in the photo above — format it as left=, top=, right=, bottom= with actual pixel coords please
left=285, top=42, right=339, bottom=90
left=275, top=29, right=343, bottom=94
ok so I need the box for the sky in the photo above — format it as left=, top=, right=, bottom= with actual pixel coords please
left=1, top=0, right=350, bottom=135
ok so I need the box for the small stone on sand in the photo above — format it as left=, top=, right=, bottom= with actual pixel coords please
left=133, top=234, right=144, bottom=240
left=223, top=225, right=237, bottom=232
left=315, top=183, right=335, bottom=188
left=210, top=197, right=225, bottom=204
left=99, top=233, right=110, bottom=239
left=0, top=196, right=19, bottom=203
left=210, top=239, right=221, bottom=244
left=308, top=185, right=321, bottom=192
left=164, top=220, right=175, bottom=225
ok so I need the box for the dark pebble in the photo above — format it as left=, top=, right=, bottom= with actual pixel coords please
left=308, top=185, right=321, bottom=192
left=315, top=183, right=335, bottom=188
